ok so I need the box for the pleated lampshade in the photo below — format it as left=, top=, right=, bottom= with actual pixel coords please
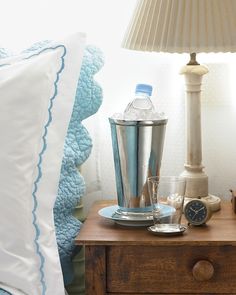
left=122, top=0, right=236, bottom=53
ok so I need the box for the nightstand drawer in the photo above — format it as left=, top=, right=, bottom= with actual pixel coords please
left=107, top=245, right=236, bottom=294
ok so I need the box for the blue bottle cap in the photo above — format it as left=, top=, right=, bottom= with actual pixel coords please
left=135, top=84, right=153, bottom=96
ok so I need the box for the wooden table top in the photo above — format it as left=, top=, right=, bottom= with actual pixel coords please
left=75, top=200, right=236, bottom=246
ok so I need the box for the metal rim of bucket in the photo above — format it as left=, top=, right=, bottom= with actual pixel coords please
left=109, top=117, right=168, bottom=126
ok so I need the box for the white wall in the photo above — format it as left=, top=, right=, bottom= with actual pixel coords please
left=83, top=54, right=236, bottom=212
left=1, top=0, right=236, bottom=212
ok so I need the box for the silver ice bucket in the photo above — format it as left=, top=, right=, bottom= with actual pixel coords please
left=109, top=118, right=167, bottom=215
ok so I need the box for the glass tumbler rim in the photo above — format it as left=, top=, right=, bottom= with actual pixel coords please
left=147, top=176, right=186, bottom=184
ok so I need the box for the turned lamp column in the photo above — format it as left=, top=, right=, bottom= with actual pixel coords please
left=180, top=53, right=221, bottom=212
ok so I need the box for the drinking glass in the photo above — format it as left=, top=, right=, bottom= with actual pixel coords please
left=147, top=176, right=186, bottom=233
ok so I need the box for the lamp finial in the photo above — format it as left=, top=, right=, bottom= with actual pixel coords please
left=187, top=53, right=200, bottom=66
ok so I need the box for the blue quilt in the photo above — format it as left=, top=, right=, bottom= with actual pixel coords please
left=0, top=44, right=104, bottom=293
left=54, top=45, right=104, bottom=285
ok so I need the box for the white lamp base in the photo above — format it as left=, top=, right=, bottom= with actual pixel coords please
left=184, top=195, right=221, bottom=212
left=180, top=63, right=221, bottom=213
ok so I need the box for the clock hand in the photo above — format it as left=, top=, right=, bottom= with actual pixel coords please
left=196, top=207, right=204, bottom=214
left=190, top=207, right=197, bottom=213
left=190, top=208, right=198, bottom=219
left=192, top=212, right=197, bottom=219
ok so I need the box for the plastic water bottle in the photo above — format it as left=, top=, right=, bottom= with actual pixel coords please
left=124, top=83, right=155, bottom=120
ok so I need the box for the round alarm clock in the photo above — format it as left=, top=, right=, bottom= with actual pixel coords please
left=184, top=199, right=212, bottom=226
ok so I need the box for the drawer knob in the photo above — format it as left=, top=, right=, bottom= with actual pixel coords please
left=192, top=260, right=214, bottom=281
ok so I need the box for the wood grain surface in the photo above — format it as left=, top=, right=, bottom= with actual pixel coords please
left=76, top=201, right=236, bottom=295
left=76, top=200, right=236, bottom=246
left=85, top=246, right=106, bottom=295
left=107, top=245, right=236, bottom=294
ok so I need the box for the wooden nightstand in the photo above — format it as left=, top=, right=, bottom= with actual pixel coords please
left=75, top=200, right=236, bottom=295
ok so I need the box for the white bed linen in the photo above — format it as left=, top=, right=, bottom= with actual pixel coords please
left=0, top=32, right=85, bottom=295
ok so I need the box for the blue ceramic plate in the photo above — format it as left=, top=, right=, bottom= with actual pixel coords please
left=98, top=204, right=174, bottom=227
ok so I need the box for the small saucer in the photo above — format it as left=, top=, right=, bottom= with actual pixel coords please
left=148, top=224, right=187, bottom=236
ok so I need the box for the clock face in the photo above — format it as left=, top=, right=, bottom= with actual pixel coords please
left=184, top=200, right=208, bottom=225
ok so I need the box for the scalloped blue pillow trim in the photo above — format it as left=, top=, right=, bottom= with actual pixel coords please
left=0, top=44, right=104, bottom=291
left=29, top=45, right=66, bottom=295
left=54, top=45, right=104, bottom=285
left=0, top=45, right=67, bottom=295
left=0, top=289, right=11, bottom=295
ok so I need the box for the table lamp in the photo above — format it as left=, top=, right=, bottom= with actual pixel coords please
left=122, top=0, right=236, bottom=212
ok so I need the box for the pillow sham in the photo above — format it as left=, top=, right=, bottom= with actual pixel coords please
left=0, top=32, right=85, bottom=295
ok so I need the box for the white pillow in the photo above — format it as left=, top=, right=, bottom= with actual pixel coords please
left=0, top=33, right=86, bottom=295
